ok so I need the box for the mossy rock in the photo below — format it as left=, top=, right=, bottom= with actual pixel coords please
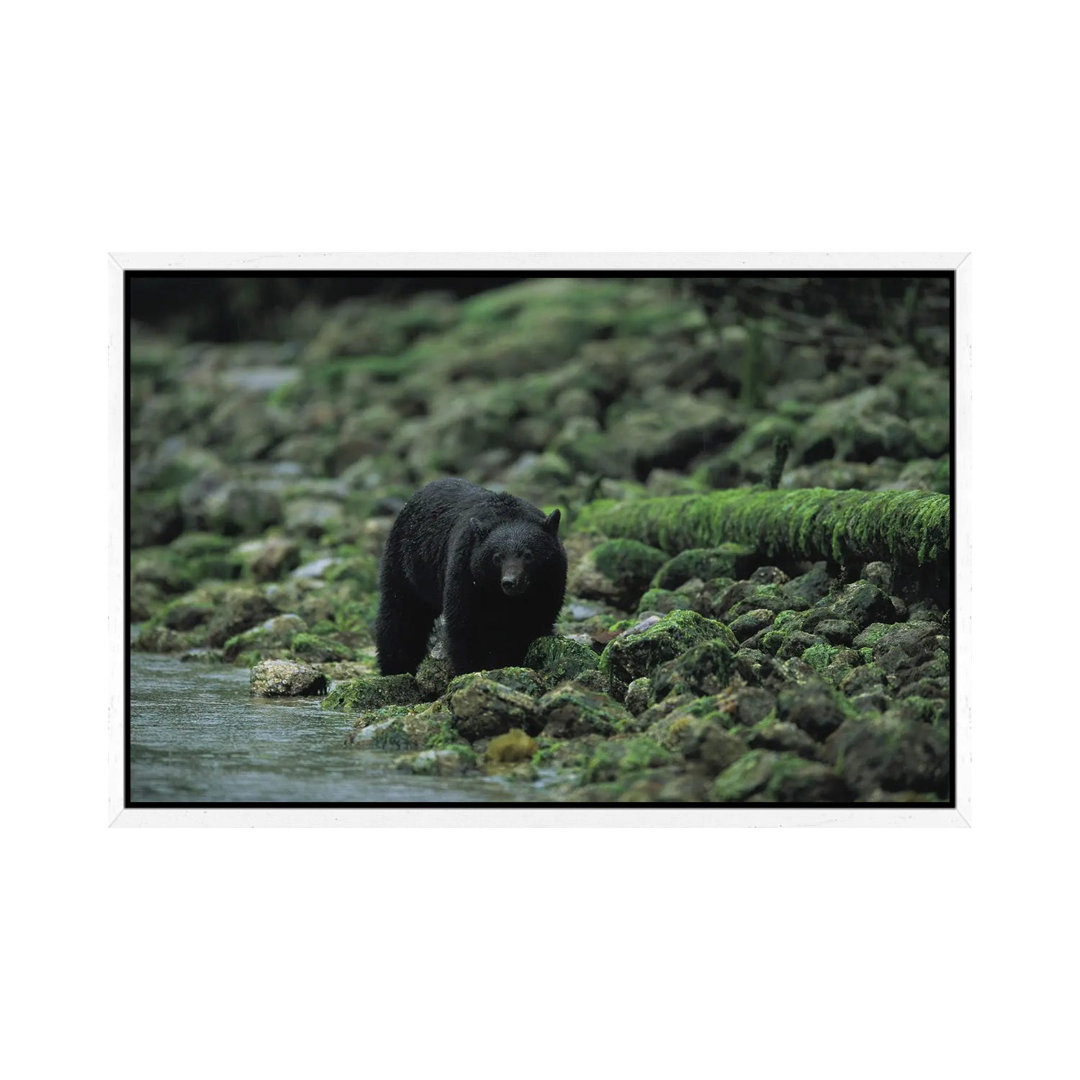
left=827, top=713, right=950, bottom=798
left=323, top=673, right=424, bottom=712
left=523, top=636, right=601, bottom=684
left=646, top=697, right=749, bottom=775
left=222, top=613, right=308, bottom=662
left=349, top=701, right=452, bottom=751
left=447, top=678, right=542, bottom=741
left=289, top=632, right=354, bottom=664
left=167, top=532, right=245, bottom=582
left=250, top=659, right=328, bottom=698
left=710, top=750, right=850, bottom=803
left=599, top=609, right=737, bottom=699
left=394, top=746, right=478, bottom=776
left=538, top=685, right=631, bottom=738
left=484, top=729, right=540, bottom=765
left=651, top=545, right=759, bottom=590
left=570, top=539, right=669, bottom=609
left=650, top=639, right=738, bottom=702
left=448, top=667, right=548, bottom=699
left=581, top=737, right=673, bottom=785
left=637, top=588, right=694, bottom=615
left=205, top=588, right=280, bottom=647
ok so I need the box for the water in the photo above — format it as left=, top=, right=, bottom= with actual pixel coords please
left=129, top=653, right=553, bottom=804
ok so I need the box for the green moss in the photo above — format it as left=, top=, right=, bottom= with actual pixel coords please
left=599, top=608, right=737, bottom=697
left=575, top=488, right=950, bottom=569
left=855, top=623, right=892, bottom=649
left=801, top=642, right=840, bottom=675
left=523, top=637, right=600, bottom=682
left=651, top=545, right=757, bottom=589
left=591, top=538, right=668, bottom=583
left=424, top=719, right=468, bottom=750
left=323, top=674, right=422, bottom=712
left=485, top=729, right=540, bottom=764
left=289, top=632, right=354, bottom=663
left=582, top=737, right=672, bottom=784
left=637, top=588, right=694, bottom=614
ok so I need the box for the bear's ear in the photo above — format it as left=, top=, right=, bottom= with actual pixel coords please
left=544, top=508, right=561, bottom=534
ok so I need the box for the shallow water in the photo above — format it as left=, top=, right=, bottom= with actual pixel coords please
left=129, top=653, right=552, bottom=804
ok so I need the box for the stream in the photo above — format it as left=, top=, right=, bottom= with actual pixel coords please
left=129, top=653, right=553, bottom=804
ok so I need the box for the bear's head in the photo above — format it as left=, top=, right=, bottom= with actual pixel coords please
left=470, top=510, right=564, bottom=598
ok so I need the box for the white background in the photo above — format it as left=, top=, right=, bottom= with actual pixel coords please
left=4, top=2, right=1074, bottom=1078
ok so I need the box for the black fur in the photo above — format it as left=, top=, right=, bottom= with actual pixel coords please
left=375, top=478, right=567, bottom=675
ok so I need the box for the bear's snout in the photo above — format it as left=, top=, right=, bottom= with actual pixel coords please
left=501, top=573, right=528, bottom=596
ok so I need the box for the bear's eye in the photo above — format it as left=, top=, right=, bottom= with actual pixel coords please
left=522, top=550, right=533, bottom=562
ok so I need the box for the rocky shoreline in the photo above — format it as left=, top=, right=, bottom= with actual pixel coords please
left=130, top=275, right=952, bottom=804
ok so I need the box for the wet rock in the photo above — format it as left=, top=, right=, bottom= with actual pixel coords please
left=839, top=664, right=888, bottom=697
left=131, top=625, right=189, bottom=653
left=651, top=639, right=737, bottom=702
left=652, top=545, right=759, bottom=590
left=250, top=659, right=328, bottom=697
left=870, top=621, right=948, bottom=674
left=743, top=718, right=821, bottom=758
left=394, top=747, right=477, bottom=777
left=850, top=690, right=890, bottom=714
left=163, top=600, right=215, bottom=632
left=289, top=633, right=354, bottom=664
left=239, top=536, right=302, bottom=582
left=206, top=589, right=280, bottom=647
left=648, top=701, right=748, bottom=775
left=860, top=561, right=894, bottom=592
left=637, top=588, right=695, bottom=615
left=447, top=677, right=541, bottom=740
left=749, top=566, right=788, bottom=586
left=539, top=686, right=630, bottom=738
left=784, top=565, right=835, bottom=606
left=484, top=729, right=540, bottom=765
left=600, top=609, right=737, bottom=699
left=812, top=618, right=858, bottom=645
left=524, top=636, right=601, bottom=683
left=221, top=613, right=307, bottom=662
left=776, top=631, right=828, bottom=661
left=734, top=648, right=782, bottom=688
left=726, top=585, right=810, bottom=621
left=570, top=539, right=669, bottom=609
left=827, top=714, right=949, bottom=798
left=830, top=581, right=897, bottom=631
left=729, top=608, right=776, bottom=642
left=323, top=673, right=423, bottom=711
left=710, top=750, right=850, bottom=803
left=202, top=482, right=283, bottom=538
left=624, top=678, right=653, bottom=716
left=581, top=737, right=673, bottom=785
left=777, top=682, right=848, bottom=741
left=284, top=498, right=345, bottom=539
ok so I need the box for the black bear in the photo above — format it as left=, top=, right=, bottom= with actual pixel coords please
left=375, top=478, right=567, bottom=676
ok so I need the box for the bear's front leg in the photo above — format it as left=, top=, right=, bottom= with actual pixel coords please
left=442, top=585, right=486, bottom=675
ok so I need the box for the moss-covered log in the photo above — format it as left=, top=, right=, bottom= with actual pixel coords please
left=575, top=489, right=950, bottom=569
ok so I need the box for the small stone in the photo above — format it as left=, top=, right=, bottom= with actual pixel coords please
left=250, top=659, right=328, bottom=697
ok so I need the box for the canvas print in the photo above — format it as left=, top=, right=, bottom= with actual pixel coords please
left=127, top=270, right=953, bottom=807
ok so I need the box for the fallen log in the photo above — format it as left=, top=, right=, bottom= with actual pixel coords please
left=574, top=488, right=950, bottom=569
